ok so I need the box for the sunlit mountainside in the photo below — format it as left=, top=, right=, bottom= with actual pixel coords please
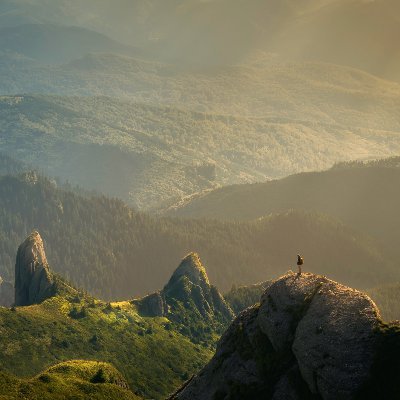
left=1, top=57, right=400, bottom=208
left=1, top=1, right=400, bottom=208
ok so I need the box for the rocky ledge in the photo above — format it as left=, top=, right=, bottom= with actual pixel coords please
left=171, top=271, right=399, bottom=400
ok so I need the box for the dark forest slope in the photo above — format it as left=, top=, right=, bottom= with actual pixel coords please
left=167, top=159, right=400, bottom=260
left=0, top=170, right=396, bottom=299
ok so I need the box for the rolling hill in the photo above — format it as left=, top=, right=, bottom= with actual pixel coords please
left=2, top=55, right=400, bottom=208
left=0, top=24, right=141, bottom=64
left=0, top=361, right=142, bottom=400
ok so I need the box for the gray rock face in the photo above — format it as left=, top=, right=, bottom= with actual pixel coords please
left=14, top=231, right=55, bottom=306
left=172, top=272, right=382, bottom=400
left=136, top=291, right=167, bottom=317
left=292, top=280, right=379, bottom=400
left=257, top=273, right=330, bottom=352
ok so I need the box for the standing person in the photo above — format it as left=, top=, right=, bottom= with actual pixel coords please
left=297, top=254, right=304, bottom=274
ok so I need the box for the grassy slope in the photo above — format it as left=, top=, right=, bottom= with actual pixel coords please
left=0, top=172, right=395, bottom=299
left=0, top=360, right=141, bottom=400
left=0, top=293, right=211, bottom=399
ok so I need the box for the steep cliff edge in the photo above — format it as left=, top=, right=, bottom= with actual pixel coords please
left=171, top=272, right=400, bottom=400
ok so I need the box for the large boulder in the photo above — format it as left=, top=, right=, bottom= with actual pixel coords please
left=14, top=231, right=56, bottom=306
left=172, top=271, right=386, bottom=400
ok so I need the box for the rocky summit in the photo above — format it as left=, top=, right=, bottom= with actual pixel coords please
left=163, top=253, right=233, bottom=320
left=14, top=231, right=56, bottom=306
left=171, top=271, right=392, bottom=400
left=136, top=253, right=234, bottom=322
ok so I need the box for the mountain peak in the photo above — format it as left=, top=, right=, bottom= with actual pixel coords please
left=172, top=271, right=388, bottom=399
left=14, top=230, right=55, bottom=306
left=168, top=253, right=210, bottom=288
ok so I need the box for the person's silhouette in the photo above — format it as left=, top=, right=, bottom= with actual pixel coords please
left=297, top=254, right=304, bottom=274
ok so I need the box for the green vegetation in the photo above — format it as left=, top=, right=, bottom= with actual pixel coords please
left=225, top=283, right=268, bottom=314
left=0, top=292, right=211, bottom=399
left=0, top=360, right=141, bottom=400
left=368, top=284, right=400, bottom=322
left=168, top=159, right=400, bottom=265
left=0, top=171, right=394, bottom=300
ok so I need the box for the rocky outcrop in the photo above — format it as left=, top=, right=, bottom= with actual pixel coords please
left=135, top=291, right=168, bottom=317
left=133, top=253, right=234, bottom=345
left=172, top=272, right=385, bottom=400
left=14, top=231, right=56, bottom=306
left=163, top=253, right=234, bottom=321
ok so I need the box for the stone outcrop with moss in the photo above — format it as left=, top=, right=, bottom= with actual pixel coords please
left=134, top=253, right=234, bottom=339
left=172, top=272, right=399, bottom=400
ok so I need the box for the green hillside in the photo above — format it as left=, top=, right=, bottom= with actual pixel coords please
left=0, top=170, right=395, bottom=300
left=0, top=361, right=141, bottom=400
left=0, top=280, right=211, bottom=399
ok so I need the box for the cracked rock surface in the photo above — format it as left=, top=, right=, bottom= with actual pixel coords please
left=172, top=272, right=382, bottom=400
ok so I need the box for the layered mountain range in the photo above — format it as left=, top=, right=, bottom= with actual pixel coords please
left=1, top=0, right=400, bottom=82
left=0, top=166, right=397, bottom=301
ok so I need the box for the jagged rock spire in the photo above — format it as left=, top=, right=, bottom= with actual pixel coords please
left=15, top=231, right=55, bottom=306
left=166, top=253, right=210, bottom=289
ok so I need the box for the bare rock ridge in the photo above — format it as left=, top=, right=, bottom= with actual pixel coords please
left=135, top=253, right=234, bottom=322
left=14, top=231, right=56, bottom=306
left=171, top=272, right=392, bottom=400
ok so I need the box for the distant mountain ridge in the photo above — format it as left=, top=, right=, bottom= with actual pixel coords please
left=1, top=1, right=400, bottom=81
left=166, top=159, right=400, bottom=260
left=0, top=23, right=142, bottom=64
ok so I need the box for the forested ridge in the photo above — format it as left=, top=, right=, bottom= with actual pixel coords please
left=0, top=165, right=396, bottom=299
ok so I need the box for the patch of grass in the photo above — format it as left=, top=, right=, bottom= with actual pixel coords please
left=0, top=295, right=212, bottom=399
left=0, top=360, right=141, bottom=400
